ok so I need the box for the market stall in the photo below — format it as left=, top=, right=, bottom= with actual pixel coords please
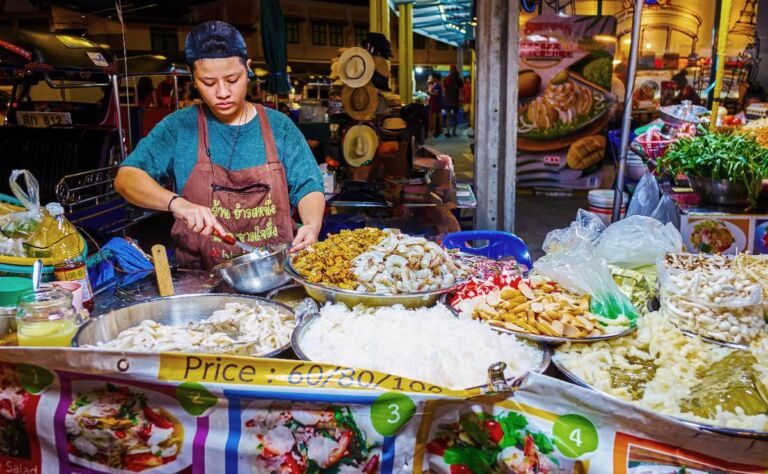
left=0, top=200, right=767, bottom=471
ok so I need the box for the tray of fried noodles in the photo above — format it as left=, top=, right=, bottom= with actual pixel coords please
left=285, top=228, right=469, bottom=308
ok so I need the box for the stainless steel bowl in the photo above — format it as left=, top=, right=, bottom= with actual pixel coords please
left=292, top=312, right=552, bottom=390
left=73, top=293, right=294, bottom=358
left=687, top=175, right=750, bottom=206
left=215, top=243, right=292, bottom=294
left=283, top=258, right=464, bottom=308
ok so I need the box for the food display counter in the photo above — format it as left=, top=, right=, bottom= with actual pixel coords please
left=0, top=218, right=766, bottom=473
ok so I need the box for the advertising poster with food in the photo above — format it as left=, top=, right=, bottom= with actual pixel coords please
left=517, top=15, right=618, bottom=190
left=681, top=215, right=752, bottom=254
left=0, top=349, right=766, bottom=473
left=0, top=362, right=52, bottom=474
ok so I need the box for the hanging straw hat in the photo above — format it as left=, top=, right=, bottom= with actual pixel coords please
left=341, top=83, right=379, bottom=121
left=373, top=56, right=391, bottom=79
left=343, top=124, right=379, bottom=167
left=337, top=47, right=375, bottom=88
left=330, top=60, right=339, bottom=79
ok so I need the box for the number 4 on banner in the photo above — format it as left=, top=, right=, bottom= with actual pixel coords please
left=553, top=414, right=599, bottom=459
left=371, top=392, right=416, bottom=436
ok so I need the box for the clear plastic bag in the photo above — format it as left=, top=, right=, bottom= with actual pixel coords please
left=626, top=171, right=660, bottom=218
left=542, top=209, right=605, bottom=254
left=535, top=240, right=638, bottom=322
left=0, top=170, right=43, bottom=239
left=595, top=215, right=683, bottom=269
left=650, top=194, right=679, bottom=227
left=0, top=235, right=24, bottom=257
left=657, top=259, right=765, bottom=344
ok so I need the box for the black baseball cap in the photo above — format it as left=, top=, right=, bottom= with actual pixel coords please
left=185, top=21, right=249, bottom=64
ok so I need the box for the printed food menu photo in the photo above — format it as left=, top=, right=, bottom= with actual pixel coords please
left=53, top=374, right=226, bottom=474
left=0, top=363, right=48, bottom=474
left=517, top=14, right=618, bottom=191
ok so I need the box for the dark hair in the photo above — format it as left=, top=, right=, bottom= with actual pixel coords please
left=671, top=70, right=688, bottom=88
left=431, top=71, right=441, bottom=80
left=743, top=84, right=767, bottom=103
left=189, top=36, right=248, bottom=72
left=137, top=77, right=154, bottom=103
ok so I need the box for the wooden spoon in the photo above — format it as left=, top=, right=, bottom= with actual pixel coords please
left=151, top=244, right=174, bottom=297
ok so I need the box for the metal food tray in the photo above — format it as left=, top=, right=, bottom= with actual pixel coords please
left=74, top=293, right=294, bottom=358
left=283, top=258, right=465, bottom=308
left=291, top=312, right=552, bottom=391
left=488, top=322, right=637, bottom=345
left=551, top=356, right=768, bottom=439
left=445, top=295, right=638, bottom=345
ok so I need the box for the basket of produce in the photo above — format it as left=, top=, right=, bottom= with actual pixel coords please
left=291, top=302, right=551, bottom=391
left=74, top=294, right=296, bottom=357
left=635, top=129, right=675, bottom=160
left=285, top=228, right=469, bottom=308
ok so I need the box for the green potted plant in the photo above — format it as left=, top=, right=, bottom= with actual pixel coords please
left=657, top=129, right=768, bottom=208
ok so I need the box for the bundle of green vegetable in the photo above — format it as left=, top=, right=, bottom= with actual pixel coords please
left=658, top=129, right=768, bottom=208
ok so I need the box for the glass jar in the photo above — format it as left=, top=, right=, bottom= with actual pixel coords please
left=16, top=288, right=78, bottom=347
left=0, top=307, right=17, bottom=346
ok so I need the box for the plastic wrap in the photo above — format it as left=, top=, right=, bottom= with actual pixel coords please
left=650, top=193, right=679, bottom=227
left=0, top=170, right=43, bottom=239
left=658, top=256, right=765, bottom=345
left=595, top=216, right=683, bottom=269
left=0, top=235, right=24, bottom=257
left=541, top=209, right=605, bottom=254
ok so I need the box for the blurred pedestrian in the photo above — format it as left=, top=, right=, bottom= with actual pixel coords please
left=137, top=77, right=158, bottom=108
left=428, top=72, right=443, bottom=138
left=443, top=65, right=463, bottom=136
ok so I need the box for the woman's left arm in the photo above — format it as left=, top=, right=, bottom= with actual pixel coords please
left=291, top=191, right=325, bottom=252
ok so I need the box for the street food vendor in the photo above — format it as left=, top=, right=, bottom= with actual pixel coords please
left=115, top=21, right=324, bottom=270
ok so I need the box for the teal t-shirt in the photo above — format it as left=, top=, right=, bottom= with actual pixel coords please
left=121, top=105, right=323, bottom=207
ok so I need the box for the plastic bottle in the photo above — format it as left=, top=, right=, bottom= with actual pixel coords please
left=45, top=203, right=81, bottom=261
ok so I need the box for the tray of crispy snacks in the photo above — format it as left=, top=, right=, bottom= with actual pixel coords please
left=451, top=275, right=635, bottom=344
left=285, top=227, right=469, bottom=308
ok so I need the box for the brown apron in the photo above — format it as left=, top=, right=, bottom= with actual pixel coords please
left=172, top=104, right=294, bottom=270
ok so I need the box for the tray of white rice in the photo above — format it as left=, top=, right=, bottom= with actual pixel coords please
left=291, top=303, right=550, bottom=391
left=553, top=311, right=768, bottom=438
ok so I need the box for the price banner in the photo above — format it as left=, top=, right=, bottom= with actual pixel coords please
left=0, top=348, right=764, bottom=473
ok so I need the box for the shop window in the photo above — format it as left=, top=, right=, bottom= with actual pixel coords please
left=151, top=27, right=179, bottom=53
left=329, top=24, right=344, bottom=46
left=311, top=23, right=327, bottom=46
left=414, top=34, right=426, bottom=50
left=354, top=25, right=368, bottom=46
left=285, top=20, right=300, bottom=44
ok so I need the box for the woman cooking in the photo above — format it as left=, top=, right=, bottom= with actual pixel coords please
left=115, top=21, right=324, bottom=270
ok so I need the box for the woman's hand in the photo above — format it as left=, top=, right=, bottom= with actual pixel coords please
left=290, top=222, right=320, bottom=253
left=170, top=197, right=228, bottom=237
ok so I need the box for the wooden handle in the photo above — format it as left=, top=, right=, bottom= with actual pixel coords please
left=151, top=244, right=175, bottom=297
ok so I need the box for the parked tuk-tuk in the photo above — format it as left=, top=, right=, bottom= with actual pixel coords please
left=0, top=28, right=170, bottom=244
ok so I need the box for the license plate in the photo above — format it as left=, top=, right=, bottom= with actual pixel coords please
left=16, top=111, right=72, bottom=128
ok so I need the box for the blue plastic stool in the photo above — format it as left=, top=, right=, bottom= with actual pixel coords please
left=443, top=231, right=532, bottom=269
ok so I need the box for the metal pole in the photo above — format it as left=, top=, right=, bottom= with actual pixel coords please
left=173, top=75, right=179, bottom=110
left=707, top=0, right=724, bottom=108
left=111, top=75, right=126, bottom=161
left=611, top=0, right=643, bottom=223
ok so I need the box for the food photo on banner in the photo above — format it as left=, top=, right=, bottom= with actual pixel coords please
left=517, top=15, right=618, bottom=191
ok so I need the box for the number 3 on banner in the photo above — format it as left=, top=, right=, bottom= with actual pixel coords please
left=371, top=393, right=416, bottom=436
left=387, top=403, right=401, bottom=424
